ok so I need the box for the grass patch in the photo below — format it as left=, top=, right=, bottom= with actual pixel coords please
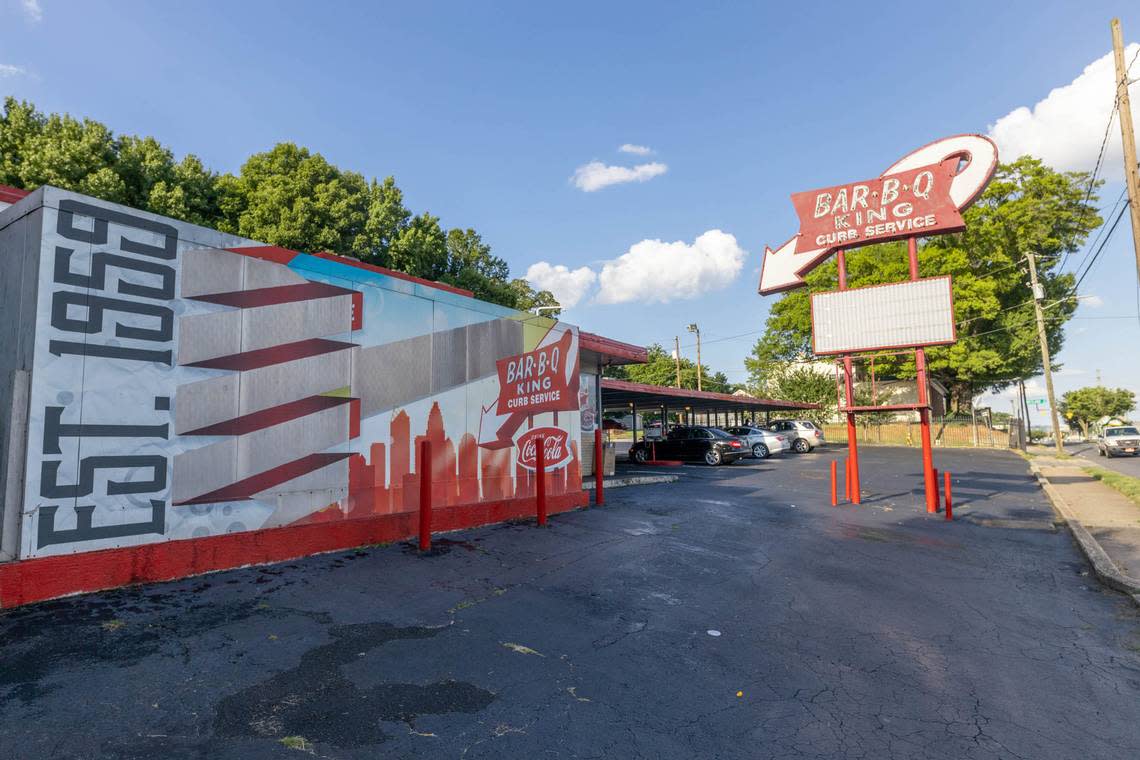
left=1082, top=466, right=1140, bottom=508
left=279, top=736, right=313, bottom=752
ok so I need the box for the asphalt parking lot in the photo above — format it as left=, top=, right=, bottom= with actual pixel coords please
left=4, top=446, right=1140, bottom=759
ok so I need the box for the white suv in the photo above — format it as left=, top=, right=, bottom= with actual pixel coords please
left=768, top=420, right=825, bottom=453
left=1098, top=425, right=1140, bottom=458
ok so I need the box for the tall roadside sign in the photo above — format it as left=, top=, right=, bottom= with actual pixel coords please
left=758, top=135, right=998, bottom=512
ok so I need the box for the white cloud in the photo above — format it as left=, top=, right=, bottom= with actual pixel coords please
left=524, top=262, right=597, bottom=309
left=571, top=160, right=667, bottom=192
left=595, top=230, right=747, bottom=305
left=988, top=44, right=1140, bottom=177
left=1082, top=294, right=1104, bottom=308
left=21, top=0, right=42, bottom=23
left=619, top=143, right=653, bottom=156
left=0, top=64, right=27, bottom=78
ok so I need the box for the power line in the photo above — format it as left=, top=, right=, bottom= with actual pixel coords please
left=1066, top=187, right=1128, bottom=277
left=1061, top=96, right=1120, bottom=273
left=1074, top=202, right=1130, bottom=289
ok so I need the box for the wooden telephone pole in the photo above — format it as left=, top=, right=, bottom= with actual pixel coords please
left=1111, top=18, right=1140, bottom=284
left=1025, top=252, right=1064, bottom=454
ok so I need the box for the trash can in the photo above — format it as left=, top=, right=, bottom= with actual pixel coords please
left=603, top=441, right=616, bottom=476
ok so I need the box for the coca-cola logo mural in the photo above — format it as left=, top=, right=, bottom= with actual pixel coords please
left=516, top=427, right=571, bottom=471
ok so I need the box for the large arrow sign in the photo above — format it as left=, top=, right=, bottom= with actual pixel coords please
left=758, top=134, right=998, bottom=295
left=478, top=326, right=580, bottom=450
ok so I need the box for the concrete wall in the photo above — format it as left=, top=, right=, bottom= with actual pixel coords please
left=0, top=192, right=43, bottom=559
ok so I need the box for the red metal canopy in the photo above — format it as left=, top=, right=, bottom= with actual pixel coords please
left=601, top=378, right=817, bottom=413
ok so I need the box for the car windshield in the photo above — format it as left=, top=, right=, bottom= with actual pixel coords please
left=797, top=421, right=817, bottom=429
left=1107, top=427, right=1139, bottom=437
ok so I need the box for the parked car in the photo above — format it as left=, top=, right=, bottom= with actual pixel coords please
left=1097, top=424, right=1140, bottom=458
left=767, top=419, right=825, bottom=453
left=725, top=425, right=791, bottom=459
left=629, top=426, right=748, bottom=466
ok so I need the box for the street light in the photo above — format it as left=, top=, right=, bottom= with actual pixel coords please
left=686, top=323, right=702, bottom=392
left=530, top=305, right=562, bottom=317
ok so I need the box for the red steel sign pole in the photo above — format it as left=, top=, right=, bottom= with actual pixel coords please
left=836, top=249, right=861, bottom=504
left=758, top=135, right=998, bottom=511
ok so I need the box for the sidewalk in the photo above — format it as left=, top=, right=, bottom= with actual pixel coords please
left=1029, top=454, right=1140, bottom=599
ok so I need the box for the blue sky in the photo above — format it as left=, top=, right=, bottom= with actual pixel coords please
left=3, top=0, right=1139, bottom=422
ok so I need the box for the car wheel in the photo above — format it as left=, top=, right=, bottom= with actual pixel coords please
left=631, top=447, right=649, bottom=464
left=1106, top=449, right=1115, bottom=458
left=793, top=438, right=810, bottom=454
left=704, top=449, right=723, bottom=466
left=752, top=443, right=769, bottom=459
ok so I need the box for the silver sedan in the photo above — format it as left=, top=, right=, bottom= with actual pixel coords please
left=725, top=426, right=792, bottom=459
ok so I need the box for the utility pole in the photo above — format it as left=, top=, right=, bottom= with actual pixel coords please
left=1025, top=252, right=1065, bottom=454
left=673, top=336, right=682, bottom=388
left=687, top=323, right=702, bottom=391
left=1111, top=19, right=1140, bottom=284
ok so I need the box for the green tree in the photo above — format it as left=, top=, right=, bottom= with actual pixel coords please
left=506, top=278, right=560, bottom=316
left=747, top=157, right=1102, bottom=411
left=0, top=98, right=544, bottom=312
left=216, top=142, right=379, bottom=259
left=1059, top=386, right=1136, bottom=436
left=759, top=365, right=835, bottom=427
left=0, top=97, right=218, bottom=222
left=604, top=343, right=731, bottom=392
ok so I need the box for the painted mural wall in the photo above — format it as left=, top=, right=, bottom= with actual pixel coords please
left=5, top=188, right=581, bottom=559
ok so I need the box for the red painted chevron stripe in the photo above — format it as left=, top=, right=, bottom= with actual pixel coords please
left=188, top=281, right=356, bottom=309
left=184, top=337, right=357, bottom=371
left=182, top=394, right=355, bottom=436
left=174, top=452, right=353, bottom=506
left=224, top=245, right=301, bottom=265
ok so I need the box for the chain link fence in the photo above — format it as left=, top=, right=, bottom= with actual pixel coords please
left=821, top=415, right=1011, bottom=449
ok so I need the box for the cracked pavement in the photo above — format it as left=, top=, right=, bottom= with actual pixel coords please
left=3, top=446, right=1140, bottom=758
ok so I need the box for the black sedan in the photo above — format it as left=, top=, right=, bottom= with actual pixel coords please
left=629, top=426, right=748, bottom=466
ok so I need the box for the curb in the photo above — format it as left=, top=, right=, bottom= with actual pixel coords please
left=1028, top=461, right=1140, bottom=606
left=583, top=474, right=680, bottom=491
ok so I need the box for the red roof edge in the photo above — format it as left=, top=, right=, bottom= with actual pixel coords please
left=312, top=252, right=474, bottom=298
left=0, top=184, right=31, bottom=204
left=600, top=377, right=819, bottom=409
left=580, top=331, right=648, bottom=365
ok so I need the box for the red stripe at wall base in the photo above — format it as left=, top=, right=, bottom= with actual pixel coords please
left=0, top=490, right=588, bottom=608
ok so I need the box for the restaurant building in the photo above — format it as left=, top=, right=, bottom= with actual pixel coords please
left=0, top=185, right=644, bottom=606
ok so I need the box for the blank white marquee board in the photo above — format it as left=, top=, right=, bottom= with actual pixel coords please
left=810, top=276, right=956, bottom=355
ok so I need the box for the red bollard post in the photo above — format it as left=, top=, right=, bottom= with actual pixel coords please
left=418, top=439, right=432, bottom=551
left=536, top=436, right=548, bottom=526
left=932, top=468, right=940, bottom=512
left=594, top=428, right=604, bottom=506
left=944, top=471, right=953, bottom=520
left=830, top=460, right=838, bottom=506
left=844, top=458, right=851, bottom=501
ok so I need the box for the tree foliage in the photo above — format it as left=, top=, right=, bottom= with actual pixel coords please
left=747, top=158, right=1102, bottom=410
left=1059, top=386, right=1136, bottom=435
left=0, top=97, right=554, bottom=312
left=604, top=343, right=732, bottom=393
